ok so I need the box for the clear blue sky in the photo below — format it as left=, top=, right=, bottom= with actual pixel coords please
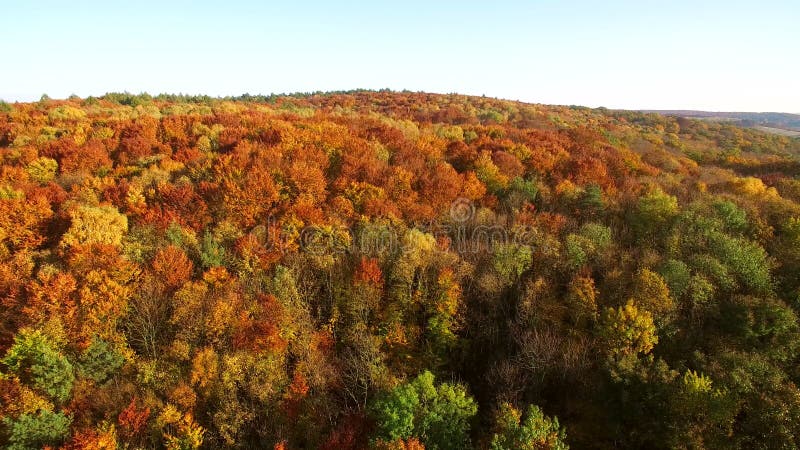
left=2, top=0, right=798, bottom=112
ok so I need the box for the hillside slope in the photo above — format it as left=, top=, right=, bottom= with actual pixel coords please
left=1, top=92, right=800, bottom=449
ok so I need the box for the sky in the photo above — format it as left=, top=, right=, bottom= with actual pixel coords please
left=1, top=0, right=798, bottom=112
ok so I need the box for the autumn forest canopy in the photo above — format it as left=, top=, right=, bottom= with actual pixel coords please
left=2, top=91, right=800, bottom=449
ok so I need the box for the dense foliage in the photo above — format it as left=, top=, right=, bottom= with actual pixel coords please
left=1, top=91, right=800, bottom=449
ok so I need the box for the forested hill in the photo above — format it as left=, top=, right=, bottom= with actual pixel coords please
left=642, top=109, right=800, bottom=133
left=2, top=91, right=800, bottom=449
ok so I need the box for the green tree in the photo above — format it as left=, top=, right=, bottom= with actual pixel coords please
left=631, top=188, right=679, bottom=242
left=491, top=403, right=569, bottom=450
left=708, top=232, right=772, bottom=295
left=579, top=183, right=605, bottom=216
left=564, top=223, right=611, bottom=270
left=713, top=351, right=800, bottom=448
left=200, top=232, right=226, bottom=268
left=657, top=259, right=691, bottom=300
left=370, top=371, right=478, bottom=450
left=564, top=234, right=588, bottom=270
left=721, top=296, right=800, bottom=362
left=686, top=274, right=716, bottom=321
left=711, top=200, right=748, bottom=234
left=689, top=254, right=737, bottom=292
left=579, top=223, right=612, bottom=249
left=2, top=409, right=72, bottom=450
left=503, top=177, right=539, bottom=210
left=78, top=336, right=125, bottom=383
left=492, top=243, right=533, bottom=285
left=669, top=370, right=735, bottom=448
left=1, top=329, right=74, bottom=402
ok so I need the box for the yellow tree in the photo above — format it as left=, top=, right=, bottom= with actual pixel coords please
left=630, top=269, right=675, bottom=329
left=60, top=204, right=128, bottom=249
left=599, top=300, right=658, bottom=357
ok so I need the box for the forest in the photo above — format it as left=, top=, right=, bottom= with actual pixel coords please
left=1, top=91, right=800, bottom=449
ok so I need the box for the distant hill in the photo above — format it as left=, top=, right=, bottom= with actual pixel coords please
left=643, top=110, right=800, bottom=134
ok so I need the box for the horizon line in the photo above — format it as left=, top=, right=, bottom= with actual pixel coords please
left=1, top=89, right=798, bottom=116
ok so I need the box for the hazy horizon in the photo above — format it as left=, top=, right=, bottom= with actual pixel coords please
left=2, top=0, right=798, bottom=113
left=3, top=90, right=799, bottom=116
